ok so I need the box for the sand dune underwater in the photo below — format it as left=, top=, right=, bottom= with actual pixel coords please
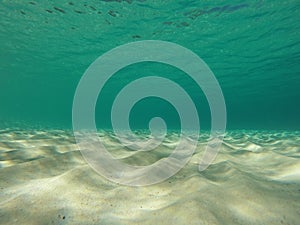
left=0, top=129, right=299, bottom=225
left=1, top=0, right=300, bottom=224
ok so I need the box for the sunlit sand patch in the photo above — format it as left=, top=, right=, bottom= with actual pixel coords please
left=0, top=129, right=299, bottom=225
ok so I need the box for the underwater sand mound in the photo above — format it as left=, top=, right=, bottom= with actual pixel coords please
left=0, top=130, right=299, bottom=225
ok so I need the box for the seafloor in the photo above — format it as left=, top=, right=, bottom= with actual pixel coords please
left=0, top=129, right=299, bottom=225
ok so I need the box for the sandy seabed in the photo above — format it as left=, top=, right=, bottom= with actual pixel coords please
left=0, top=129, right=299, bottom=225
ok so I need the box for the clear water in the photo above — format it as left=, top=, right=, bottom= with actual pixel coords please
left=1, top=0, right=299, bottom=130
left=1, top=1, right=300, bottom=225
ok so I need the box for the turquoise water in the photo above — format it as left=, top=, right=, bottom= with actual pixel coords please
left=1, top=0, right=299, bottom=130
left=1, top=2, right=300, bottom=224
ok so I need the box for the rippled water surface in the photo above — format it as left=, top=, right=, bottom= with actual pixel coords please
left=1, top=0, right=299, bottom=129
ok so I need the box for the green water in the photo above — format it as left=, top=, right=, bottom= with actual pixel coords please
left=1, top=0, right=300, bottom=130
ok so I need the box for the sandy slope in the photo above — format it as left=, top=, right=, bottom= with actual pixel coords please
left=0, top=129, right=299, bottom=225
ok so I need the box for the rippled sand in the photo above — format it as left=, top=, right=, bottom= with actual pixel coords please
left=0, top=129, right=299, bottom=225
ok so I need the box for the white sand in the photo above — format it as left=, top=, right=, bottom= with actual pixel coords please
left=0, top=129, right=299, bottom=225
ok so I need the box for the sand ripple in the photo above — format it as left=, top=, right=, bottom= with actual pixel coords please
left=0, top=129, right=299, bottom=225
